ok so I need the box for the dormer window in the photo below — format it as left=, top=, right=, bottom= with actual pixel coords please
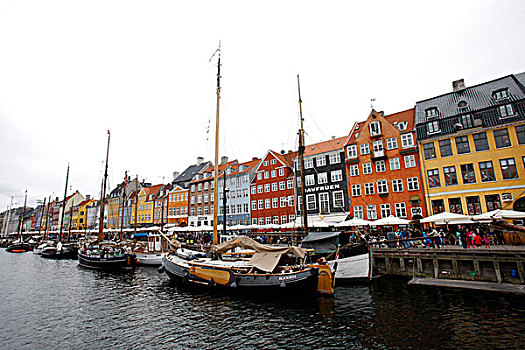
left=458, top=101, right=469, bottom=113
left=493, top=89, right=508, bottom=100
left=396, top=122, right=408, bottom=131
left=425, top=108, right=439, bottom=119
left=427, top=121, right=440, bottom=134
left=369, top=121, right=381, bottom=136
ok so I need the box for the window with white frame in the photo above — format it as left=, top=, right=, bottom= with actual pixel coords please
left=281, top=215, right=287, bottom=224
left=252, top=218, right=257, bottom=225
left=251, top=201, right=257, bottom=211
left=272, top=183, right=277, bottom=191
left=304, top=158, right=313, bottom=169
left=251, top=186, right=256, bottom=194
left=280, top=197, right=287, bottom=207
left=395, top=202, right=407, bottom=217
left=279, top=181, right=285, bottom=190
left=289, top=214, right=295, bottom=222
left=316, top=156, right=326, bottom=167
left=404, top=155, right=416, bottom=168
left=347, top=145, right=357, bottom=158
left=499, top=104, right=515, bottom=118
left=367, top=205, right=377, bottom=220
left=401, top=133, right=414, bottom=148
left=317, top=172, right=328, bottom=184
left=372, top=140, right=384, bottom=157
left=264, top=171, right=269, bottom=179
left=360, top=143, right=370, bottom=155
left=258, top=217, right=264, bottom=225
left=258, top=200, right=264, bottom=210
left=264, top=184, right=270, bottom=192
left=364, top=182, right=375, bottom=195
left=389, top=158, right=401, bottom=170
left=257, top=172, right=262, bottom=180
left=272, top=216, right=279, bottom=224
left=257, top=185, right=263, bottom=193
left=279, top=168, right=284, bottom=176
left=331, top=170, right=343, bottom=182
left=287, top=179, right=294, bottom=189
left=305, top=174, right=315, bottom=186
left=271, top=170, right=276, bottom=178
left=288, top=195, right=294, bottom=206
left=369, top=120, right=381, bottom=136
left=376, top=160, right=386, bottom=172
left=349, top=164, right=359, bottom=176
left=270, top=159, right=276, bottom=165
left=363, top=162, right=372, bottom=175
left=380, top=203, right=391, bottom=218
left=354, top=206, right=363, bottom=219
left=333, top=191, right=344, bottom=209
left=392, top=179, right=404, bottom=192
left=265, top=199, right=271, bottom=209
left=377, top=180, right=388, bottom=194
left=407, top=177, right=419, bottom=191
left=296, top=176, right=301, bottom=187
left=266, top=217, right=272, bottom=225
left=263, top=160, right=269, bottom=166
left=319, top=192, right=330, bottom=213
left=352, top=184, right=361, bottom=197
left=386, top=137, right=398, bottom=150
left=427, top=120, right=440, bottom=134
left=329, top=153, right=341, bottom=164
left=306, top=194, right=316, bottom=210
left=272, top=198, right=278, bottom=208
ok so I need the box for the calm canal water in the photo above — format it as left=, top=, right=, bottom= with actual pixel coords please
left=0, top=250, right=524, bottom=350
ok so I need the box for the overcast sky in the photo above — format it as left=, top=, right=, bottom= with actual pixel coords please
left=1, top=0, right=524, bottom=211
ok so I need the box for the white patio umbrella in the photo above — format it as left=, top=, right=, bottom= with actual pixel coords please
left=473, top=209, right=525, bottom=221
left=371, top=215, right=411, bottom=226
left=334, top=217, right=373, bottom=227
left=420, top=211, right=473, bottom=224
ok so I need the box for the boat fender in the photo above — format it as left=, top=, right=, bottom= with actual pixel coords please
left=280, top=281, right=286, bottom=288
left=157, top=266, right=165, bottom=274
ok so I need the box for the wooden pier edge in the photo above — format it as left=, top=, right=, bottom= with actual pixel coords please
left=408, top=277, right=525, bottom=295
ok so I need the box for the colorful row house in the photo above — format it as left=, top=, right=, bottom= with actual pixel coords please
left=344, top=109, right=428, bottom=221
left=415, top=73, right=525, bottom=215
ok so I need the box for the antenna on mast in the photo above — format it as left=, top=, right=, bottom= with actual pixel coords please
left=370, top=98, right=376, bottom=109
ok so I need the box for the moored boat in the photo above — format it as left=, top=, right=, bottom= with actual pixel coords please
left=78, top=241, right=136, bottom=271
left=41, top=241, right=79, bottom=260
left=6, top=241, right=32, bottom=253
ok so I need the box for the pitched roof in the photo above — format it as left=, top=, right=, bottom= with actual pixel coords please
left=415, top=72, right=525, bottom=125
left=345, top=108, right=415, bottom=144
left=304, top=136, right=346, bottom=157
left=172, top=160, right=211, bottom=186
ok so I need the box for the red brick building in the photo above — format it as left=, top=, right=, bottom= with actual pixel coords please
left=344, top=109, right=427, bottom=221
left=250, top=150, right=297, bottom=226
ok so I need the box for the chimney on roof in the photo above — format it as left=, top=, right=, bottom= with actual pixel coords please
left=196, top=157, right=204, bottom=165
left=172, top=171, right=180, bottom=181
left=331, top=136, right=335, bottom=140
left=452, top=79, right=466, bottom=92
left=220, top=156, right=228, bottom=165
left=281, top=150, right=285, bottom=154
left=86, top=195, right=90, bottom=200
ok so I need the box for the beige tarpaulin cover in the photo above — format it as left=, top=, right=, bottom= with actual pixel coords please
left=212, top=236, right=307, bottom=272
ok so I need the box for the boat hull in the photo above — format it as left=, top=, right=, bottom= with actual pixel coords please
left=135, top=252, right=166, bottom=266
left=6, top=243, right=32, bottom=253
left=78, top=251, right=136, bottom=271
left=41, top=247, right=78, bottom=260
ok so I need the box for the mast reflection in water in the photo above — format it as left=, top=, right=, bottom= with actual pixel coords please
left=0, top=251, right=523, bottom=349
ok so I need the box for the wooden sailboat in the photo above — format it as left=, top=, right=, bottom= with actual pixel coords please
left=77, top=131, right=137, bottom=271
left=6, top=190, right=31, bottom=253
left=161, top=48, right=334, bottom=296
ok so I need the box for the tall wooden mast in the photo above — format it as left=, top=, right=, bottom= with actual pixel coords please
left=212, top=42, right=222, bottom=245
left=119, top=171, right=128, bottom=241
left=59, top=163, right=70, bottom=240
left=19, top=190, right=27, bottom=240
left=98, top=130, right=111, bottom=241
left=297, top=75, right=308, bottom=232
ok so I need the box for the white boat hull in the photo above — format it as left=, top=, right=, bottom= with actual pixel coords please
left=135, top=252, right=167, bottom=266
left=328, top=252, right=371, bottom=280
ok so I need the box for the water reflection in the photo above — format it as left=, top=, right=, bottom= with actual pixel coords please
left=0, top=251, right=524, bottom=350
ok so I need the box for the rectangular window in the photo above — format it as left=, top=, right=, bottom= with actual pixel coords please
left=479, top=161, right=496, bottom=182
left=362, top=162, right=372, bottom=174
left=271, top=170, right=276, bottom=178
left=305, top=175, right=315, bottom=186
left=448, top=198, right=463, bottom=214
left=364, top=182, right=375, bottom=195
left=265, top=199, right=271, bottom=209
left=407, top=177, right=419, bottom=191
left=349, top=165, right=359, bottom=176
left=252, top=201, right=257, bottom=211
left=271, top=183, right=277, bottom=191
left=395, top=203, right=407, bottom=218
left=443, top=166, right=458, bottom=186
left=333, top=191, right=344, bottom=209
left=423, top=142, right=436, bottom=160
left=318, top=172, right=328, bottom=184
left=367, top=205, right=377, bottom=220
left=369, top=120, right=381, bottom=136
left=316, top=156, right=326, bottom=167
left=473, top=132, right=489, bottom=152
left=432, top=199, right=445, bottom=215
left=404, top=155, right=416, bottom=168
left=288, top=195, right=294, bottom=207
left=329, top=153, right=341, bottom=164
left=466, top=196, right=482, bottom=215
left=280, top=197, right=287, bottom=207
left=427, top=121, right=440, bottom=134
left=500, top=158, right=518, bottom=179
left=266, top=217, right=272, bottom=225
left=427, top=169, right=440, bottom=188
left=485, top=194, right=502, bottom=211
left=272, top=198, right=278, bottom=208
left=353, top=206, right=363, bottom=219
left=319, top=193, right=330, bottom=214
left=279, top=181, right=285, bottom=190
left=347, top=145, right=357, bottom=159
left=352, top=184, right=361, bottom=197
left=515, top=125, right=525, bottom=145
left=401, top=133, right=414, bottom=148
left=377, top=180, right=388, bottom=194
left=287, top=179, right=294, bottom=189
left=455, top=136, right=470, bottom=154
left=460, top=164, right=476, bottom=184
left=376, top=160, right=386, bottom=172
left=380, top=204, right=391, bottom=218
left=386, top=137, right=398, bottom=150
left=389, top=158, right=400, bottom=170
left=306, top=194, right=316, bottom=210
left=251, top=186, right=256, bottom=194
left=460, top=114, right=473, bottom=129
left=304, top=158, right=313, bottom=169
left=372, top=140, right=384, bottom=157
left=331, top=170, right=343, bottom=182
left=499, top=104, right=515, bottom=118
left=257, top=185, right=263, bottom=193
left=264, top=184, right=270, bottom=192
left=258, top=218, right=264, bottom=225
left=281, top=215, right=287, bottom=224
left=439, top=139, right=453, bottom=157
left=494, top=129, right=512, bottom=148
left=392, top=179, right=403, bottom=192
left=360, top=143, right=370, bottom=155
left=279, top=168, right=285, bottom=176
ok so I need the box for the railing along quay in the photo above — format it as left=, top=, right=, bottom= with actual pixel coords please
left=372, top=244, right=525, bottom=293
